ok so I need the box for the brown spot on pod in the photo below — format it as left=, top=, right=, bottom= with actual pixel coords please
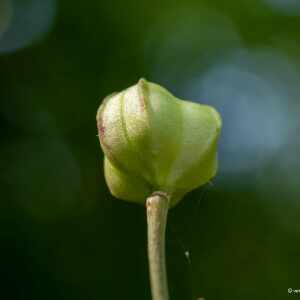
left=97, top=117, right=105, bottom=138
left=137, top=78, right=148, bottom=112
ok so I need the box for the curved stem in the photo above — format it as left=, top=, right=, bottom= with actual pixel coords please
left=146, top=192, right=170, bottom=300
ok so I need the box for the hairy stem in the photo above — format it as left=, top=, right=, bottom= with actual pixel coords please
left=146, top=192, right=170, bottom=300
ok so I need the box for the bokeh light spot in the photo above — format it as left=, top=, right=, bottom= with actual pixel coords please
left=183, top=48, right=300, bottom=176
left=0, top=0, right=56, bottom=53
left=264, top=0, right=300, bottom=15
left=0, top=0, right=13, bottom=38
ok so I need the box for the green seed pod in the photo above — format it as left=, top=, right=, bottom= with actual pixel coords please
left=96, top=79, right=221, bottom=207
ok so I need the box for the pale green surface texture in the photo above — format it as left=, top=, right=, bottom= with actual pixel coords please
left=97, top=79, right=222, bottom=207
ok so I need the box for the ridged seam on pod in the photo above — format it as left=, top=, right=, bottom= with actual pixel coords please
left=96, top=78, right=222, bottom=207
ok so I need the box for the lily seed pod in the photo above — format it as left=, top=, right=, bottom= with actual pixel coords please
left=96, top=79, right=221, bottom=207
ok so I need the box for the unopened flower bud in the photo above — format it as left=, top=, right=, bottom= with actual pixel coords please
left=96, top=79, right=221, bottom=207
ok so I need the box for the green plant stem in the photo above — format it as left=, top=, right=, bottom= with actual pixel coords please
left=146, top=192, right=170, bottom=300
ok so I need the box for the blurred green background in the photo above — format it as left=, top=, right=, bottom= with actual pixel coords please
left=1, top=0, right=300, bottom=299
